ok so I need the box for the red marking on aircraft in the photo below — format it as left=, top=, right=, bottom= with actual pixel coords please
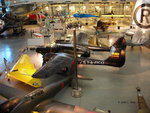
left=61, top=82, right=65, bottom=88
left=32, top=33, right=44, bottom=38
left=28, top=14, right=45, bottom=20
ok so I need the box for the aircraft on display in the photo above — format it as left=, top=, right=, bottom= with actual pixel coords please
left=0, top=53, right=105, bottom=113
left=0, top=0, right=46, bottom=34
left=0, top=38, right=125, bottom=113
left=36, top=37, right=126, bottom=67
left=0, top=0, right=27, bottom=34
left=73, top=13, right=111, bottom=31
left=0, top=13, right=27, bottom=34
left=2, top=37, right=126, bottom=88
left=126, top=0, right=150, bottom=47
left=73, top=13, right=99, bottom=18
left=0, top=53, right=148, bottom=113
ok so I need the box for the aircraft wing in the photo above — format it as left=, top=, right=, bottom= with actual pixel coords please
left=33, top=100, right=104, bottom=113
left=0, top=83, right=27, bottom=99
left=7, top=54, right=42, bottom=88
left=88, top=46, right=110, bottom=51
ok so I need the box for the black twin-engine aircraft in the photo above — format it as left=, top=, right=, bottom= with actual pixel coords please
left=36, top=37, right=126, bottom=67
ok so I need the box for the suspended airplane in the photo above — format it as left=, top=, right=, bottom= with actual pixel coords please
left=73, top=13, right=99, bottom=18
left=0, top=53, right=107, bottom=113
left=36, top=37, right=126, bottom=67
left=0, top=0, right=28, bottom=34
left=73, top=13, right=111, bottom=31
left=0, top=13, right=26, bottom=34
left=126, top=0, right=150, bottom=47
left=0, top=0, right=46, bottom=34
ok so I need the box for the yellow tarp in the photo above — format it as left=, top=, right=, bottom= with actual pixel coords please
left=7, top=54, right=42, bottom=88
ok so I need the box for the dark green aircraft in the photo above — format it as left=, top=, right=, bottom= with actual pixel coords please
left=0, top=52, right=107, bottom=113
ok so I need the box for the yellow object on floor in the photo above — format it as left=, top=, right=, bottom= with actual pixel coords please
left=7, top=54, right=42, bottom=88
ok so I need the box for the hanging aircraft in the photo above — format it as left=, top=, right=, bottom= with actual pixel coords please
left=0, top=53, right=106, bottom=113
left=0, top=13, right=27, bottom=34
left=125, top=0, right=150, bottom=47
left=73, top=13, right=99, bottom=18
left=73, top=13, right=111, bottom=31
left=36, top=37, right=126, bottom=67
left=0, top=0, right=46, bottom=34
left=0, top=0, right=28, bottom=34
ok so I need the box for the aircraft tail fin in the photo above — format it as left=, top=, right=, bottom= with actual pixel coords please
left=112, top=37, right=126, bottom=50
left=104, top=49, right=125, bottom=67
left=78, top=49, right=125, bottom=67
left=78, top=37, right=126, bottom=67
left=104, top=37, right=126, bottom=67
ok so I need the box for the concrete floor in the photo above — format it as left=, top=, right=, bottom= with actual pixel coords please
left=55, top=46, right=150, bottom=113
left=0, top=25, right=150, bottom=113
